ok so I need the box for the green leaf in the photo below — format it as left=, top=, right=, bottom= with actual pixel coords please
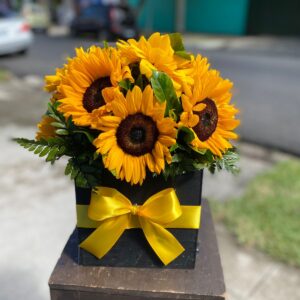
left=169, top=33, right=185, bottom=52
left=65, top=160, right=73, bottom=175
left=47, top=137, right=65, bottom=146
left=73, top=130, right=95, bottom=144
left=175, top=51, right=191, bottom=60
left=52, top=101, right=61, bottom=110
left=47, top=102, right=66, bottom=123
left=14, top=138, right=68, bottom=162
left=150, top=71, right=174, bottom=103
left=191, top=146, right=207, bottom=155
left=75, top=172, right=88, bottom=188
left=171, top=153, right=183, bottom=163
left=179, top=126, right=195, bottom=144
left=103, top=40, right=109, bottom=48
left=119, top=79, right=132, bottom=91
left=93, top=152, right=99, bottom=160
left=46, top=146, right=59, bottom=162
left=192, top=162, right=205, bottom=170
left=56, top=129, right=69, bottom=136
left=71, top=166, right=79, bottom=180
left=47, top=102, right=55, bottom=115
left=208, top=149, right=240, bottom=175
left=28, top=144, right=38, bottom=151
left=13, top=138, right=36, bottom=149
left=150, top=71, right=181, bottom=117
left=169, top=33, right=191, bottom=60
left=66, top=116, right=74, bottom=128
left=34, top=145, right=44, bottom=154
left=39, top=147, right=50, bottom=157
left=170, top=144, right=179, bottom=152
left=57, top=145, right=67, bottom=156
left=51, top=122, right=66, bottom=129
left=168, top=109, right=177, bottom=121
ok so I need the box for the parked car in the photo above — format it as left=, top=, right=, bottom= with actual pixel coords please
left=70, top=2, right=110, bottom=38
left=109, top=1, right=139, bottom=39
left=70, top=0, right=138, bottom=39
left=22, top=3, right=50, bottom=33
left=0, top=9, right=33, bottom=55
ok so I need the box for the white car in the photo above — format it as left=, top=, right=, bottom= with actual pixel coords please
left=0, top=10, right=33, bottom=55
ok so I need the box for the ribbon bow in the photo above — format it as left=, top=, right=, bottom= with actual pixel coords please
left=80, top=187, right=186, bottom=265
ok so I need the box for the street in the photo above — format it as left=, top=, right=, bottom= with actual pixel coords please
left=1, top=34, right=299, bottom=154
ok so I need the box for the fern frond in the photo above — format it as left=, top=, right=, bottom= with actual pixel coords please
left=14, top=138, right=67, bottom=164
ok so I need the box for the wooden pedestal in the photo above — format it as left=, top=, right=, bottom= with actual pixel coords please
left=49, top=199, right=226, bottom=300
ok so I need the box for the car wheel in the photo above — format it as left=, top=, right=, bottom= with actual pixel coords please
left=70, top=28, right=79, bottom=38
left=18, top=49, right=29, bottom=56
left=98, top=30, right=113, bottom=41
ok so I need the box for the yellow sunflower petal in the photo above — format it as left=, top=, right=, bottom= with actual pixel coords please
left=140, top=59, right=157, bottom=79
left=181, top=94, right=194, bottom=112
left=145, top=153, right=155, bottom=172
left=158, top=135, right=176, bottom=147
left=130, top=85, right=143, bottom=111
left=36, top=116, right=56, bottom=140
left=141, top=85, right=154, bottom=115
left=124, top=154, right=134, bottom=183
left=111, top=99, right=128, bottom=118
left=193, top=103, right=206, bottom=112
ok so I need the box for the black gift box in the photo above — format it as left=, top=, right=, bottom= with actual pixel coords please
left=75, top=170, right=203, bottom=269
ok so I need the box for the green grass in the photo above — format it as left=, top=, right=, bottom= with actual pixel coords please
left=0, top=69, right=11, bottom=81
left=212, top=159, right=300, bottom=267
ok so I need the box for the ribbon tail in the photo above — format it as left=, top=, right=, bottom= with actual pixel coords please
left=140, top=218, right=185, bottom=266
left=80, top=215, right=128, bottom=259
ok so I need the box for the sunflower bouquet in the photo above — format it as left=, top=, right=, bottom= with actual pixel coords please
left=16, top=33, right=240, bottom=268
left=16, top=33, right=239, bottom=188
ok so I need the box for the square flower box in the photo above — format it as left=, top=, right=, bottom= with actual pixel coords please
left=75, top=170, right=203, bottom=268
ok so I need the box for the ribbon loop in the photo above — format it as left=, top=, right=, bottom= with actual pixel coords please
left=138, top=188, right=182, bottom=224
left=79, top=187, right=200, bottom=266
left=88, top=187, right=132, bottom=221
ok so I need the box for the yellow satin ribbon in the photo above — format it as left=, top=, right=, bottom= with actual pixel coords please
left=79, top=187, right=201, bottom=266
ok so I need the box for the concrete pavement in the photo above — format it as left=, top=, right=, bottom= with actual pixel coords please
left=0, top=74, right=299, bottom=300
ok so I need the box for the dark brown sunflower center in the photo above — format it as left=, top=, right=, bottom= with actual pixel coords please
left=116, top=113, right=159, bottom=156
left=130, top=63, right=140, bottom=81
left=82, top=77, right=112, bottom=113
left=193, top=98, right=218, bottom=141
left=130, top=127, right=146, bottom=144
left=129, top=62, right=149, bottom=88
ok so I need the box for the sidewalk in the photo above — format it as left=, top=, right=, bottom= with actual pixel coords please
left=0, top=70, right=300, bottom=300
left=183, top=34, right=300, bottom=57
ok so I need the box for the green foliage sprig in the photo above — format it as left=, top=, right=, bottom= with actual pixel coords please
left=14, top=137, right=67, bottom=164
left=15, top=100, right=104, bottom=188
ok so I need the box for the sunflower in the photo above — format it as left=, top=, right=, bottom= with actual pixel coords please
left=56, top=46, right=132, bottom=127
left=36, top=116, right=56, bottom=141
left=180, top=58, right=240, bottom=157
left=117, top=32, right=193, bottom=96
left=44, top=65, right=67, bottom=93
left=93, top=85, right=177, bottom=185
left=44, top=64, right=71, bottom=103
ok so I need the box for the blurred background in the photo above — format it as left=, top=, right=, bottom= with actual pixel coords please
left=0, top=1, right=299, bottom=300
